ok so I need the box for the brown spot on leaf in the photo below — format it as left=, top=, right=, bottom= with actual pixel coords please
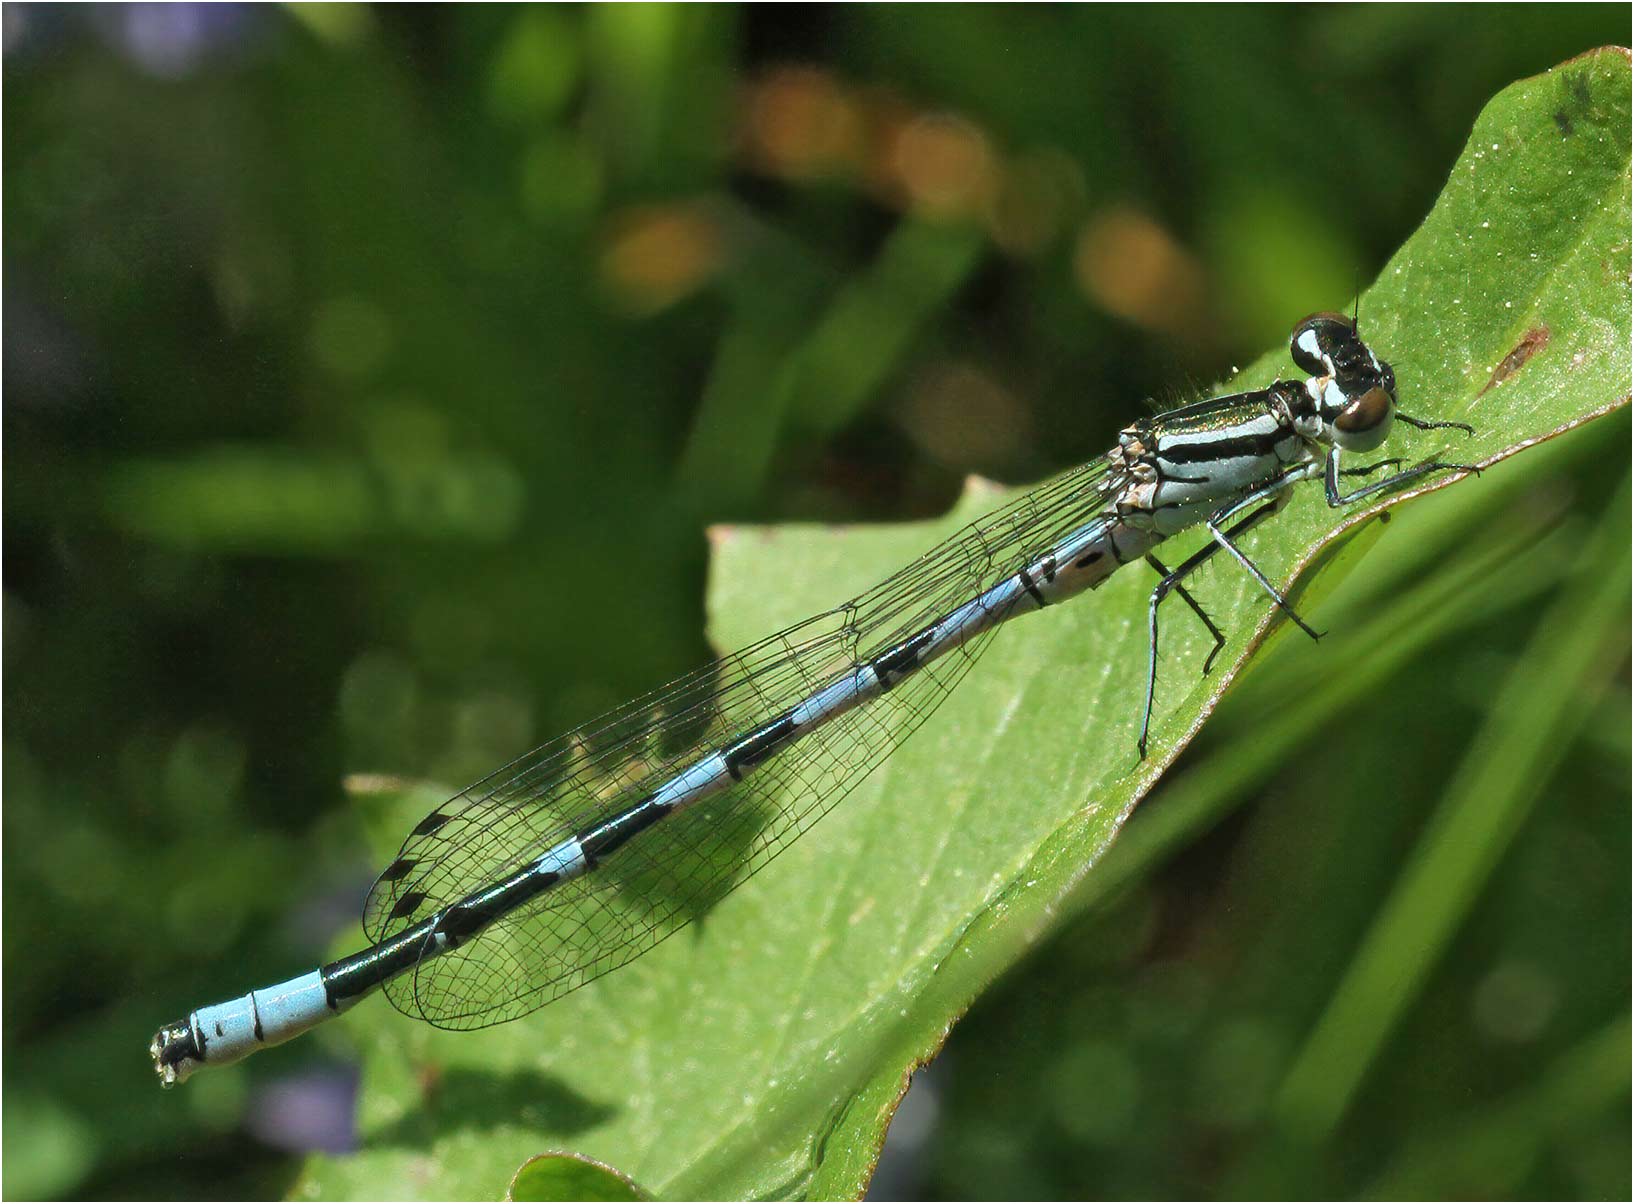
left=1478, top=325, right=1550, bottom=397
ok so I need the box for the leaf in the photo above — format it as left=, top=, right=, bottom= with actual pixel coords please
left=507, top=1153, right=651, bottom=1202
left=299, top=49, right=1629, bottom=1201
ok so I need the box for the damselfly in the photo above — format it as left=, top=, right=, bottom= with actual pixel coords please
left=151, top=312, right=1476, bottom=1086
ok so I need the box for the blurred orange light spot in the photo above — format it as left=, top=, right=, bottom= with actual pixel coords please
left=889, top=113, right=995, bottom=220
left=743, top=66, right=865, bottom=180
left=987, top=149, right=1085, bottom=257
left=1073, top=207, right=1206, bottom=334
left=899, top=360, right=1029, bottom=467
left=600, top=205, right=724, bottom=315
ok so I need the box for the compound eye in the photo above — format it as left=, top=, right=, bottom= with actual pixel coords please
left=1335, top=386, right=1393, bottom=437
left=1291, top=311, right=1355, bottom=375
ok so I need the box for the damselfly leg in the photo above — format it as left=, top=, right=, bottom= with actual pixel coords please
left=1137, top=415, right=1479, bottom=759
left=1139, top=497, right=1287, bottom=759
left=1144, top=554, right=1227, bottom=671
left=1341, top=458, right=1405, bottom=478
left=1323, top=450, right=1481, bottom=506
left=1325, top=410, right=1479, bottom=504
left=1395, top=412, right=1476, bottom=436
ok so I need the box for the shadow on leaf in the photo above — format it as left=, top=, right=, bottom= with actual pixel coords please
left=364, top=1065, right=618, bottom=1150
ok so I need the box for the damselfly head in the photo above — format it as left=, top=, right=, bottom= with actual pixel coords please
left=1290, top=312, right=1362, bottom=377
left=1330, top=382, right=1396, bottom=452
left=1291, top=312, right=1399, bottom=453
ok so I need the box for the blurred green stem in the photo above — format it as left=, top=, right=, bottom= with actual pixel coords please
left=1361, top=1016, right=1632, bottom=1198
left=1269, top=474, right=1632, bottom=1144
left=677, top=219, right=984, bottom=514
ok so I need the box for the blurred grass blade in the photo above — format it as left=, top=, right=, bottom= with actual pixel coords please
left=1362, top=1017, right=1632, bottom=1199
left=783, top=219, right=985, bottom=439
left=678, top=218, right=984, bottom=511
left=1270, top=475, right=1631, bottom=1143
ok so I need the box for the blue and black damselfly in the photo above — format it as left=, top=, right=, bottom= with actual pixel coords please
left=152, top=312, right=1476, bottom=1085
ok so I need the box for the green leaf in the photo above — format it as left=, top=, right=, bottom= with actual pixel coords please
left=300, top=49, right=1628, bottom=1200
left=507, top=1153, right=651, bottom=1202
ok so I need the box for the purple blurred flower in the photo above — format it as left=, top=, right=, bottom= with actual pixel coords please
left=103, top=3, right=262, bottom=77
left=245, top=1065, right=361, bottom=1155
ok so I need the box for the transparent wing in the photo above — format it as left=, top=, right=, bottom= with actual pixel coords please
left=363, top=455, right=1123, bottom=1029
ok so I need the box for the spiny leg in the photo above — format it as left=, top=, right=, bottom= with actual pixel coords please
left=1138, top=501, right=1279, bottom=760
left=1203, top=482, right=1327, bottom=644
left=1323, top=447, right=1481, bottom=507
left=1145, top=554, right=1225, bottom=674
left=1341, top=458, right=1404, bottom=478
left=1395, top=411, right=1475, bottom=436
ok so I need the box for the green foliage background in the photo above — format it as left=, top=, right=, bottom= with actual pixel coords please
left=3, top=6, right=1628, bottom=1200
